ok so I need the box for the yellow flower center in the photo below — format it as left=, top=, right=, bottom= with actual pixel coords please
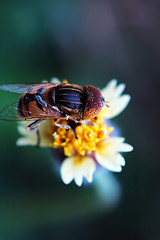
left=49, top=115, right=113, bottom=159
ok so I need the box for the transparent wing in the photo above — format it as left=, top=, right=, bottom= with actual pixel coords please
left=0, top=101, right=62, bottom=121
left=0, top=101, right=32, bottom=121
left=0, top=83, right=44, bottom=93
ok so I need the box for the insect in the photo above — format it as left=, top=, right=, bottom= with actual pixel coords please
left=0, top=80, right=106, bottom=146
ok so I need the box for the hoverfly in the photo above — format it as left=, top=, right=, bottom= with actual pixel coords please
left=0, top=80, right=106, bottom=146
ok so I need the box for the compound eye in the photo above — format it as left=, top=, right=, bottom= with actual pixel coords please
left=83, top=85, right=105, bottom=120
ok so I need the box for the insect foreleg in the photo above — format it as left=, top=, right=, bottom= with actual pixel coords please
left=55, top=123, right=78, bottom=139
left=27, top=119, right=44, bottom=147
left=80, top=120, right=94, bottom=126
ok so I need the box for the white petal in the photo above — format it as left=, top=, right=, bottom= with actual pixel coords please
left=106, top=79, right=118, bottom=89
left=16, top=136, right=36, bottom=146
left=17, top=125, right=28, bottom=135
left=50, top=77, right=61, bottom=84
left=116, top=83, right=126, bottom=96
left=86, top=173, right=93, bottom=183
left=102, top=81, right=126, bottom=100
left=61, top=173, right=73, bottom=185
left=82, top=157, right=96, bottom=183
left=16, top=138, right=29, bottom=146
left=104, top=95, right=131, bottom=119
left=74, top=176, right=83, bottom=187
left=60, top=156, right=96, bottom=186
left=116, top=154, right=125, bottom=166
left=101, top=80, right=131, bottom=119
left=96, top=153, right=122, bottom=172
left=108, top=137, right=133, bottom=152
left=60, top=158, right=74, bottom=184
left=116, top=143, right=134, bottom=152
left=101, top=79, right=118, bottom=100
left=17, top=120, right=53, bottom=147
left=42, top=79, right=48, bottom=83
left=101, top=137, right=133, bottom=153
left=95, top=137, right=133, bottom=172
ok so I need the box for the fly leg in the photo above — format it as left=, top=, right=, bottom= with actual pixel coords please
left=55, top=122, right=78, bottom=139
left=80, top=120, right=94, bottom=126
left=27, top=119, right=44, bottom=147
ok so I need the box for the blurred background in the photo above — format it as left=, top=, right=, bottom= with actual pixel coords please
left=0, top=0, right=159, bottom=239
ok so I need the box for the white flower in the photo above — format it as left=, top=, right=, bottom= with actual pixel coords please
left=16, top=121, right=53, bottom=147
left=101, top=79, right=131, bottom=119
left=95, top=137, right=133, bottom=172
left=60, top=156, right=96, bottom=186
left=16, top=78, right=133, bottom=187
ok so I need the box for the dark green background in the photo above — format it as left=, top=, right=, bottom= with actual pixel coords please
left=0, top=1, right=159, bottom=239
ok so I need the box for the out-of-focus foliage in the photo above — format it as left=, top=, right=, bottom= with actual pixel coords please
left=0, top=0, right=159, bottom=240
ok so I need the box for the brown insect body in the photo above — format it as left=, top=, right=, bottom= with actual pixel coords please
left=17, top=83, right=105, bottom=122
left=0, top=81, right=106, bottom=145
left=17, top=83, right=61, bottom=120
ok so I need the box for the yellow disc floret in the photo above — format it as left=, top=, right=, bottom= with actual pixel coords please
left=50, top=115, right=113, bottom=158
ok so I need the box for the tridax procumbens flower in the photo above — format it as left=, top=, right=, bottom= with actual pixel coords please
left=17, top=78, right=133, bottom=186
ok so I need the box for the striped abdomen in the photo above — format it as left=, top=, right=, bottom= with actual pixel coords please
left=55, top=84, right=84, bottom=115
